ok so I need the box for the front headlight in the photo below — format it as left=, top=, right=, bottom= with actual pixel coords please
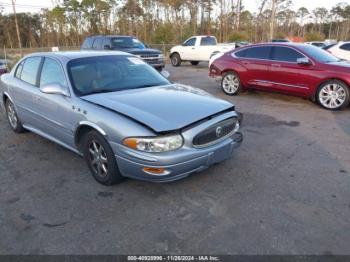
left=123, top=134, right=183, bottom=153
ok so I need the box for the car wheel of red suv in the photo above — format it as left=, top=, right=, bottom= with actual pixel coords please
left=221, top=71, right=241, bottom=96
left=316, top=80, right=349, bottom=111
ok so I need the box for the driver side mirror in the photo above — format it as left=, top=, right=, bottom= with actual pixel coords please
left=104, top=45, right=111, bottom=50
left=297, top=57, right=312, bottom=65
left=40, top=83, right=70, bottom=97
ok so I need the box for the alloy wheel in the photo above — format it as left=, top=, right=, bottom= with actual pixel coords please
left=222, top=74, right=240, bottom=94
left=319, top=83, right=347, bottom=109
left=88, top=140, right=108, bottom=177
left=7, top=102, right=18, bottom=129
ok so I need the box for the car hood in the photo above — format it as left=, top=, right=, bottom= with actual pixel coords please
left=327, top=60, right=350, bottom=69
left=81, top=84, right=234, bottom=133
left=113, top=48, right=161, bottom=55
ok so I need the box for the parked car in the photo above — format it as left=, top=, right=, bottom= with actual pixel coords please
left=81, top=35, right=165, bottom=71
left=169, top=35, right=236, bottom=66
left=235, top=41, right=250, bottom=48
left=324, top=41, right=350, bottom=61
left=209, top=43, right=350, bottom=110
left=305, top=41, right=326, bottom=48
left=0, top=59, right=7, bottom=75
left=323, top=43, right=337, bottom=51
left=0, top=51, right=243, bottom=185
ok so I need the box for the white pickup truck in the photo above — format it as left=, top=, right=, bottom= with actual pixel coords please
left=169, top=35, right=236, bottom=66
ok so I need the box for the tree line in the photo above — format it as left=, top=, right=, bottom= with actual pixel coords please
left=0, top=0, right=350, bottom=49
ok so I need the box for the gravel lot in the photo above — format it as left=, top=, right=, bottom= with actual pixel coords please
left=0, top=63, right=350, bottom=255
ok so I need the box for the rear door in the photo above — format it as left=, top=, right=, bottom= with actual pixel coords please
left=9, top=56, right=43, bottom=127
left=197, top=36, right=217, bottom=61
left=234, top=46, right=272, bottom=89
left=267, top=46, right=314, bottom=95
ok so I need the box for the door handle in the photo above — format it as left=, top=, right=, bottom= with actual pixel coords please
left=191, top=47, right=195, bottom=50
left=34, top=96, right=41, bottom=101
left=242, top=61, right=250, bottom=65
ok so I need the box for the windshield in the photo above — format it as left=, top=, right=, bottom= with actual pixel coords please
left=111, top=37, right=145, bottom=49
left=298, top=45, right=340, bottom=63
left=67, top=55, right=170, bottom=96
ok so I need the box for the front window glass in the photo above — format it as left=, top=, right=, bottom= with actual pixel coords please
left=272, top=47, right=305, bottom=62
left=298, top=45, right=340, bottom=63
left=40, top=58, right=67, bottom=87
left=183, top=38, right=196, bottom=46
left=67, top=55, right=170, bottom=96
left=20, top=57, right=42, bottom=86
left=111, top=37, right=145, bottom=49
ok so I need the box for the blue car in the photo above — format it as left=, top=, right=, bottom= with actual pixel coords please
left=0, top=51, right=243, bottom=185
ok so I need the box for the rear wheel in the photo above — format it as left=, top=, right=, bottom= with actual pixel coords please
left=316, top=80, right=349, bottom=110
left=83, top=130, right=124, bottom=186
left=190, top=61, right=199, bottom=66
left=221, top=71, right=242, bottom=96
left=171, top=53, right=181, bottom=67
left=5, top=99, right=25, bottom=133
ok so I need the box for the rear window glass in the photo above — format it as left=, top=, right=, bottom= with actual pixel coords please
left=340, top=44, right=350, bottom=51
left=200, top=37, right=216, bottom=46
left=235, top=46, right=271, bottom=59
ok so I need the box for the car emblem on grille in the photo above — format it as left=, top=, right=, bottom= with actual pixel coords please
left=216, top=126, right=223, bottom=137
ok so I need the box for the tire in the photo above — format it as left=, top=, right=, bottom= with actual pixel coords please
left=221, top=71, right=242, bottom=96
left=171, top=53, right=181, bottom=67
left=5, top=99, right=25, bottom=133
left=316, top=80, right=350, bottom=111
left=190, top=61, right=199, bottom=66
left=82, top=130, right=124, bottom=186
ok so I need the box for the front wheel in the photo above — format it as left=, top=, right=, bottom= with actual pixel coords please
left=83, top=130, right=124, bottom=186
left=316, top=80, right=349, bottom=110
left=221, top=71, right=242, bottom=96
left=171, top=53, right=181, bottom=67
left=5, top=99, right=25, bottom=133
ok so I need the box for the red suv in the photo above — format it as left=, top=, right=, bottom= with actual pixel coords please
left=209, top=43, right=350, bottom=110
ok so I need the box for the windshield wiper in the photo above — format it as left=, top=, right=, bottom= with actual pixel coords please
left=84, top=89, right=116, bottom=96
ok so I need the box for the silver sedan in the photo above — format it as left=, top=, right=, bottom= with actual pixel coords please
left=0, top=51, right=243, bottom=185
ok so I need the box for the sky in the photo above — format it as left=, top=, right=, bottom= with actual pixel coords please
left=0, top=0, right=348, bottom=14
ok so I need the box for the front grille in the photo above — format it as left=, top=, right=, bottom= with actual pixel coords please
left=193, top=118, right=237, bottom=147
left=140, top=54, right=159, bottom=58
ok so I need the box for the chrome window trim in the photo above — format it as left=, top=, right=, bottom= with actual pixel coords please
left=231, top=45, right=315, bottom=65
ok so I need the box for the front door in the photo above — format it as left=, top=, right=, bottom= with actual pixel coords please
left=267, top=46, right=316, bottom=96
left=180, top=37, right=198, bottom=61
left=35, top=57, right=76, bottom=148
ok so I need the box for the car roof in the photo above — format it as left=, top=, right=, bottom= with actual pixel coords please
left=86, top=35, right=136, bottom=38
left=24, top=50, right=130, bottom=61
left=243, top=42, right=309, bottom=49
